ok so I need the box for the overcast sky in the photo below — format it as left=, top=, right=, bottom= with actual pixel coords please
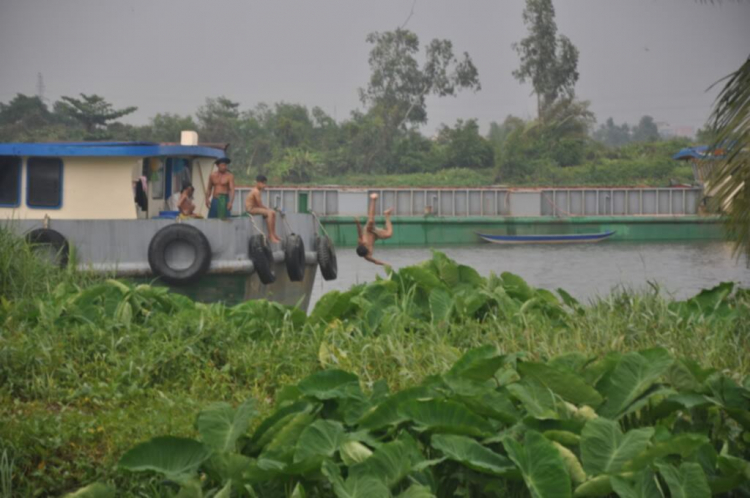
left=1, top=0, right=748, bottom=136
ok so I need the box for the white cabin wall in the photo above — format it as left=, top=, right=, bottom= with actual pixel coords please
left=191, top=158, right=216, bottom=218
left=0, top=157, right=140, bottom=220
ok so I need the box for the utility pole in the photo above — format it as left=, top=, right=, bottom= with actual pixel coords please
left=36, top=72, right=46, bottom=102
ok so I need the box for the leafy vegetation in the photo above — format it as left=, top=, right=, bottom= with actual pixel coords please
left=1, top=228, right=749, bottom=495
left=82, top=344, right=750, bottom=497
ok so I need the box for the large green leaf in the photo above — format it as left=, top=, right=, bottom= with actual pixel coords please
left=340, top=440, right=374, bottom=465
left=432, top=251, right=460, bottom=287
left=297, top=369, right=364, bottom=401
left=656, top=462, right=711, bottom=498
left=518, top=361, right=603, bottom=407
left=431, top=434, right=514, bottom=476
left=598, top=349, right=673, bottom=419
left=293, top=419, right=345, bottom=463
left=398, top=399, right=494, bottom=437
left=322, top=460, right=390, bottom=498
left=507, top=380, right=560, bottom=420
left=349, top=435, right=424, bottom=488
left=446, top=345, right=506, bottom=382
left=251, top=401, right=313, bottom=450
left=263, top=411, right=316, bottom=455
left=580, top=418, right=654, bottom=476
left=504, top=430, right=572, bottom=498
left=358, top=386, right=434, bottom=430
left=624, top=433, right=709, bottom=471
left=458, top=264, right=484, bottom=286
left=610, top=470, right=663, bottom=498
left=501, top=272, right=535, bottom=301
left=118, top=436, right=211, bottom=481
left=196, top=398, right=257, bottom=452
left=429, top=288, right=454, bottom=324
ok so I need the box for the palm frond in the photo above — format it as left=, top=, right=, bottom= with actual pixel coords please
left=706, top=57, right=750, bottom=261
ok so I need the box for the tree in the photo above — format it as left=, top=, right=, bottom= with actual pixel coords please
left=487, top=115, right=525, bottom=148
left=593, top=117, right=632, bottom=147
left=143, top=113, right=197, bottom=143
left=360, top=29, right=481, bottom=130
left=512, top=0, right=579, bottom=118
left=56, top=93, right=137, bottom=136
left=706, top=56, right=749, bottom=261
left=0, top=94, right=61, bottom=141
left=631, top=115, right=660, bottom=143
left=436, top=119, right=494, bottom=170
left=357, top=29, right=480, bottom=173
left=196, top=96, right=241, bottom=143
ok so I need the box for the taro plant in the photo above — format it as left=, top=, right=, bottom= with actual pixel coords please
left=97, top=346, right=750, bottom=497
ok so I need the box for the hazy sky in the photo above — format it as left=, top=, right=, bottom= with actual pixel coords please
left=1, top=0, right=748, bottom=136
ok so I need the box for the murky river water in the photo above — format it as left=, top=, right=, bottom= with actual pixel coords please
left=310, top=241, right=750, bottom=307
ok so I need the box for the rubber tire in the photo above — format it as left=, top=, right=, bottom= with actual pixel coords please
left=249, top=234, right=276, bottom=285
left=316, top=235, right=337, bottom=281
left=284, top=233, right=306, bottom=282
left=26, top=228, right=70, bottom=268
left=148, top=224, right=211, bottom=286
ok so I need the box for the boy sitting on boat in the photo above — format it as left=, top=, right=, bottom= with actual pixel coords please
left=177, top=183, right=202, bottom=218
left=206, top=157, right=235, bottom=219
left=355, top=193, right=393, bottom=266
left=245, top=174, right=282, bottom=244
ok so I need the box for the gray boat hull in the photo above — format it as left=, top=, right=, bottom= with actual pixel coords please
left=7, top=215, right=321, bottom=310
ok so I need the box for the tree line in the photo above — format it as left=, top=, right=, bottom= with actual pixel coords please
left=0, top=0, right=690, bottom=185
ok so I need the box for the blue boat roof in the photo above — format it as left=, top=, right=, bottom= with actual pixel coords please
left=673, top=146, right=708, bottom=161
left=0, top=141, right=226, bottom=159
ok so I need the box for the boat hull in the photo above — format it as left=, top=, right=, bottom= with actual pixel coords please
left=477, top=230, right=616, bottom=245
left=7, top=216, right=321, bottom=310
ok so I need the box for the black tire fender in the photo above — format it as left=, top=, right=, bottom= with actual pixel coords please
left=284, top=233, right=306, bottom=282
left=26, top=228, right=70, bottom=268
left=249, top=234, right=276, bottom=285
left=316, top=235, right=337, bottom=281
left=148, top=224, right=211, bottom=285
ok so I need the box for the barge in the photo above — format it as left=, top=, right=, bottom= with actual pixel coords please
left=229, top=186, right=723, bottom=247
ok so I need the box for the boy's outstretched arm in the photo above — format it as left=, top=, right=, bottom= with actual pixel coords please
left=354, top=217, right=363, bottom=238
left=365, top=255, right=387, bottom=266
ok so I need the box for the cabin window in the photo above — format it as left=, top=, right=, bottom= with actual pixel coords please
left=0, top=156, right=21, bottom=206
left=27, top=157, right=63, bottom=208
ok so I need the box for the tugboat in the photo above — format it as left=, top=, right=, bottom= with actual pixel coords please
left=0, top=132, right=337, bottom=310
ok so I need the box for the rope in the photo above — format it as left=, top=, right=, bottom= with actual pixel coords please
left=310, top=211, right=332, bottom=239
left=279, top=209, right=294, bottom=234
left=247, top=213, right=267, bottom=243
left=543, top=192, right=573, bottom=217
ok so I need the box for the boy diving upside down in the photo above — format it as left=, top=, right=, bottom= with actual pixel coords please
left=355, top=193, right=393, bottom=266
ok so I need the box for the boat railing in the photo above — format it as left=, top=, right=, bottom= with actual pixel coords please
left=231, top=187, right=703, bottom=218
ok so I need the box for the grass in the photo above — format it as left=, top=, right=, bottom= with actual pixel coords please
left=0, top=229, right=748, bottom=495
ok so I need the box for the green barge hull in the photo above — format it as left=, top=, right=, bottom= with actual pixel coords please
left=321, top=215, right=725, bottom=247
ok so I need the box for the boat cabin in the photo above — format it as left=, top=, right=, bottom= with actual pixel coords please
left=0, top=132, right=226, bottom=220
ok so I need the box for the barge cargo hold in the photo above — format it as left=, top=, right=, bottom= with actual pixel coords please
left=231, top=186, right=723, bottom=247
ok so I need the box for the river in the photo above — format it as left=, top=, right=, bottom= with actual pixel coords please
left=310, top=241, right=750, bottom=306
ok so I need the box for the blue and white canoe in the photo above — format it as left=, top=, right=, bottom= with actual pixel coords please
left=477, top=231, right=616, bottom=245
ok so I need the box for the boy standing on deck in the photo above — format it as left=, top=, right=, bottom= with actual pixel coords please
left=206, top=157, right=235, bottom=219
left=355, top=193, right=393, bottom=266
left=245, top=174, right=282, bottom=243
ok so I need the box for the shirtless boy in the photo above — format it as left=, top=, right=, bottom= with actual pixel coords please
left=177, top=183, right=202, bottom=218
left=205, top=157, right=235, bottom=219
left=355, top=193, right=393, bottom=266
left=245, top=174, right=281, bottom=243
